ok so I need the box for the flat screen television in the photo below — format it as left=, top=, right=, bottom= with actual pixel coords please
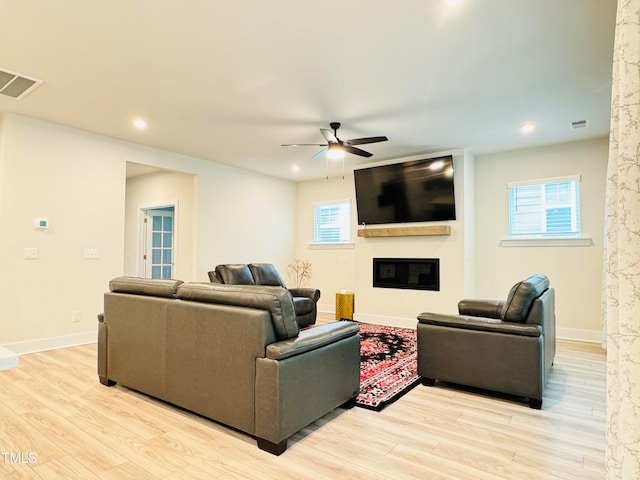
left=354, top=155, right=456, bottom=225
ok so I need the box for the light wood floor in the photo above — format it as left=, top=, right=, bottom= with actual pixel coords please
left=0, top=316, right=605, bottom=479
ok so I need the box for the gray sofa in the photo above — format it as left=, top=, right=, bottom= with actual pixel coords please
left=97, top=276, right=360, bottom=455
left=417, top=274, right=555, bottom=409
left=208, top=263, right=320, bottom=328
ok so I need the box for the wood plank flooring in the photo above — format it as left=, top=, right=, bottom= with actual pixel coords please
left=0, top=316, right=605, bottom=479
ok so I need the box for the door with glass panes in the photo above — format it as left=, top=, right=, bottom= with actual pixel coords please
left=143, top=207, right=175, bottom=279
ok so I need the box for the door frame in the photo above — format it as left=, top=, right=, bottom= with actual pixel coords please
left=136, top=199, right=179, bottom=278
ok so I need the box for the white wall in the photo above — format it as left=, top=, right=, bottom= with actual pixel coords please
left=295, top=151, right=473, bottom=328
left=124, top=169, right=197, bottom=280
left=0, top=112, right=605, bottom=350
left=295, top=138, right=607, bottom=339
left=194, top=162, right=296, bottom=279
left=474, top=137, right=608, bottom=341
left=0, top=113, right=296, bottom=352
left=0, top=114, right=126, bottom=350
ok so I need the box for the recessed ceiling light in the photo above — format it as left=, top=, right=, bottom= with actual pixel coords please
left=444, top=0, right=463, bottom=7
left=519, top=122, right=536, bottom=134
left=133, top=118, right=147, bottom=130
left=291, top=164, right=300, bottom=172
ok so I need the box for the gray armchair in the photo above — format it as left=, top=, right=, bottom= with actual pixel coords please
left=208, top=263, right=320, bottom=328
left=417, top=274, right=555, bottom=409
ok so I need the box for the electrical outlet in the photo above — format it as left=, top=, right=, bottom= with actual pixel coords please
left=24, top=247, right=39, bottom=259
left=71, top=311, right=81, bottom=323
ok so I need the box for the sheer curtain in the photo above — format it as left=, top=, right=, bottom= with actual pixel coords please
left=604, top=0, right=640, bottom=478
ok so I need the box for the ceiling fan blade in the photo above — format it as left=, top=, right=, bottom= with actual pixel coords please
left=344, top=136, right=388, bottom=146
left=281, top=143, right=327, bottom=147
left=342, top=145, right=373, bottom=158
left=311, top=149, right=327, bottom=160
left=320, top=128, right=338, bottom=143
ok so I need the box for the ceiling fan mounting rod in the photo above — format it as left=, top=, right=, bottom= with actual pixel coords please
left=329, top=122, right=341, bottom=136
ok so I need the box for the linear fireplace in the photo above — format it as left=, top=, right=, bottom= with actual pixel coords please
left=373, top=258, right=440, bottom=291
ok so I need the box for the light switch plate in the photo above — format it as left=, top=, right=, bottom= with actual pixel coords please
left=84, top=248, right=100, bottom=259
left=24, top=247, right=38, bottom=259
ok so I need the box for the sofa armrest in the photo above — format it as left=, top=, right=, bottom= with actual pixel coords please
left=418, top=312, right=541, bottom=337
left=288, top=287, right=320, bottom=302
left=266, top=321, right=358, bottom=360
left=208, top=271, right=222, bottom=283
left=457, top=299, right=504, bottom=318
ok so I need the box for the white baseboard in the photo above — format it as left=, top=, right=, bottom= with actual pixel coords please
left=352, top=313, right=417, bottom=329
left=3, top=331, right=97, bottom=355
left=318, top=304, right=417, bottom=328
left=4, top=319, right=597, bottom=358
left=0, top=346, right=19, bottom=370
left=320, top=306, right=602, bottom=343
left=317, top=302, right=336, bottom=316
left=556, top=327, right=602, bottom=343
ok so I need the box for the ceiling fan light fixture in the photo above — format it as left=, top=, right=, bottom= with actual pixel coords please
left=282, top=122, right=387, bottom=160
left=327, top=145, right=345, bottom=160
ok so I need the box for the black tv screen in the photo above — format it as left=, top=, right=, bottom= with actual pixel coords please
left=354, top=155, right=456, bottom=225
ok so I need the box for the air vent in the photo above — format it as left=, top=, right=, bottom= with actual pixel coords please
left=570, top=119, right=589, bottom=130
left=0, top=68, right=43, bottom=99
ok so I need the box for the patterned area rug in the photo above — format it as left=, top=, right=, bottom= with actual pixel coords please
left=355, top=322, right=420, bottom=411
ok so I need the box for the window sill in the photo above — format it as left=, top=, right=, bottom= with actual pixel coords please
left=500, top=237, right=593, bottom=247
left=308, top=242, right=355, bottom=250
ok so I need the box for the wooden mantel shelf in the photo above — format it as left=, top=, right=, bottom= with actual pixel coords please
left=357, top=225, right=451, bottom=238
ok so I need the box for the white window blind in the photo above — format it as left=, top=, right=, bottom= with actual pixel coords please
left=313, top=200, right=351, bottom=244
left=508, top=176, right=581, bottom=239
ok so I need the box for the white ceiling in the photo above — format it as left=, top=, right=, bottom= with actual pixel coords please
left=0, top=1, right=616, bottom=181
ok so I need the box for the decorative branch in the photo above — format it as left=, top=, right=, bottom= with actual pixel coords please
left=286, top=259, right=312, bottom=288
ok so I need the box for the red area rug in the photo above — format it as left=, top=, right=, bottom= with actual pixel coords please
left=355, top=322, right=420, bottom=411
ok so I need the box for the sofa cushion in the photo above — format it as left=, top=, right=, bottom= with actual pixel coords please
left=215, top=264, right=255, bottom=285
left=109, top=276, right=183, bottom=298
left=501, top=274, right=550, bottom=323
left=176, top=283, right=299, bottom=340
left=248, top=263, right=286, bottom=287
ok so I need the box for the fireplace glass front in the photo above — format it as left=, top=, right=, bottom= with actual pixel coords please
left=373, top=258, right=440, bottom=291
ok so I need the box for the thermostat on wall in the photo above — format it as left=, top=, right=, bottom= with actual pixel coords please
left=34, top=218, right=49, bottom=229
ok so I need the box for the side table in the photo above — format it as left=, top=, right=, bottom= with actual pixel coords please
left=335, top=291, right=355, bottom=320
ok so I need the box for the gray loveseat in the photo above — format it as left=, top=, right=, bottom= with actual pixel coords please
left=417, top=274, right=555, bottom=409
left=97, top=276, right=360, bottom=455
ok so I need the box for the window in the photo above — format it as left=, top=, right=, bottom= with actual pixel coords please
left=508, top=176, right=581, bottom=239
left=313, top=200, right=351, bottom=244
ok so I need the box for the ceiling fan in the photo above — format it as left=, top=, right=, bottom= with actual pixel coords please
left=281, top=122, right=388, bottom=159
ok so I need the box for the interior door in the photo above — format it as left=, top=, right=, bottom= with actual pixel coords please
left=142, top=207, right=175, bottom=279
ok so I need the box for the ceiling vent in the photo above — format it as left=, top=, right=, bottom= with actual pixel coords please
left=0, top=68, right=43, bottom=99
left=570, top=119, right=589, bottom=130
